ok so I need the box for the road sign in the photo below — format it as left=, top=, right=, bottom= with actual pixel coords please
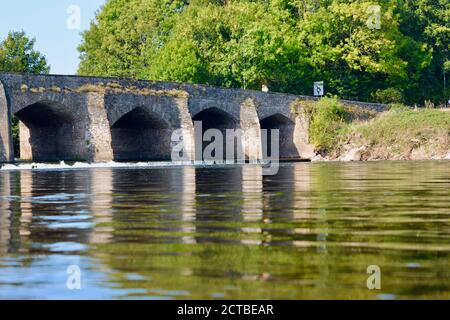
left=314, top=81, right=324, bottom=97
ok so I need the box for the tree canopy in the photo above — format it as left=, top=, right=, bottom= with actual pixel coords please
left=78, top=0, right=449, bottom=104
left=0, top=31, right=50, bottom=74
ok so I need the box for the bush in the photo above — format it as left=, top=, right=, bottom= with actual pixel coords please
left=309, top=97, right=346, bottom=153
left=373, top=88, right=403, bottom=104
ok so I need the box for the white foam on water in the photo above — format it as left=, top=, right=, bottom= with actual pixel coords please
left=0, top=160, right=190, bottom=171
left=0, top=160, right=272, bottom=172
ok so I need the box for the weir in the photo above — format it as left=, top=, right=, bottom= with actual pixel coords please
left=0, top=73, right=386, bottom=163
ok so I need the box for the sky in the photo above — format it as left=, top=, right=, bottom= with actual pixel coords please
left=0, top=0, right=106, bottom=75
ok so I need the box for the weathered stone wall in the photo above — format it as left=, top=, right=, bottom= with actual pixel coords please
left=85, top=93, right=113, bottom=161
left=0, top=73, right=387, bottom=163
left=0, top=81, right=13, bottom=162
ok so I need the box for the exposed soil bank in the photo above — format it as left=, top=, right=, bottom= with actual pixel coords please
left=304, top=99, right=450, bottom=162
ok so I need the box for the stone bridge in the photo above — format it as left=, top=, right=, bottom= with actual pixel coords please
left=0, top=73, right=385, bottom=163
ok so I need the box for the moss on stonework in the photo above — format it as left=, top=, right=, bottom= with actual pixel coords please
left=241, top=97, right=256, bottom=109
left=72, top=83, right=189, bottom=98
left=19, top=83, right=189, bottom=98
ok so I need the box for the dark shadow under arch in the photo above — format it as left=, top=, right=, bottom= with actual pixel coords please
left=111, top=107, right=172, bottom=161
left=192, top=107, right=241, bottom=161
left=260, top=114, right=299, bottom=159
left=14, top=102, right=77, bottom=161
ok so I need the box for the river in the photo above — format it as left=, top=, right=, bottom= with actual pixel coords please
left=0, top=161, right=449, bottom=299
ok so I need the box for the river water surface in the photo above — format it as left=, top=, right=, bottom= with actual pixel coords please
left=0, top=161, right=449, bottom=299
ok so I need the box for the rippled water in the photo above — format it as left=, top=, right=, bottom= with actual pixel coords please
left=0, top=161, right=449, bottom=299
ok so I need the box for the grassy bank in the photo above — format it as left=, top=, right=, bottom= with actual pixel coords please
left=305, top=97, right=450, bottom=161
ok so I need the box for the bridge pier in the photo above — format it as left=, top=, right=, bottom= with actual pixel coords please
left=294, top=113, right=315, bottom=159
left=174, top=97, right=196, bottom=161
left=86, top=93, right=113, bottom=161
left=0, top=82, right=13, bottom=162
left=240, top=98, right=262, bottom=161
left=18, top=121, right=31, bottom=160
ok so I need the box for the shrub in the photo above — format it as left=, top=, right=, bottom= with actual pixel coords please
left=309, top=97, right=346, bottom=153
left=372, top=88, right=403, bottom=104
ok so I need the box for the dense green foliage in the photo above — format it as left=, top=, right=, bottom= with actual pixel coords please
left=308, top=97, right=346, bottom=152
left=78, top=0, right=449, bottom=105
left=0, top=31, right=50, bottom=157
left=0, top=31, right=50, bottom=74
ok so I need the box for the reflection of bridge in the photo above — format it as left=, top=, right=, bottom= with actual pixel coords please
left=0, top=165, right=313, bottom=254
left=0, top=165, right=317, bottom=298
left=0, top=73, right=385, bottom=163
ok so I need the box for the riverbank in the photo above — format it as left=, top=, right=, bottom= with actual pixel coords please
left=304, top=98, right=450, bottom=162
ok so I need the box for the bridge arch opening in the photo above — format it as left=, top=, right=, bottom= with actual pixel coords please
left=192, top=107, right=242, bottom=161
left=14, top=102, right=78, bottom=161
left=111, top=107, right=172, bottom=161
left=260, top=114, right=298, bottom=160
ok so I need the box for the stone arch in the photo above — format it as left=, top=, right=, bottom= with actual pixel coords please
left=110, top=106, right=173, bottom=161
left=188, top=98, right=241, bottom=123
left=14, top=101, right=80, bottom=161
left=192, top=107, right=242, bottom=161
left=260, top=113, right=299, bottom=160
left=257, top=108, right=294, bottom=124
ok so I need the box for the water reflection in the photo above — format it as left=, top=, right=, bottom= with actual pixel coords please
left=0, top=162, right=449, bottom=299
left=0, top=172, right=11, bottom=254
left=89, top=169, right=114, bottom=245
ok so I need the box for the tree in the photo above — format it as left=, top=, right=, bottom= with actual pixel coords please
left=142, top=1, right=307, bottom=91
left=78, top=0, right=188, bottom=78
left=78, top=0, right=309, bottom=91
left=0, top=31, right=50, bottom=74
left=0, top=31, right=50, bottom=158
left=78, top=0, right=447, bottom=104
left=397, top=0, right=450, bottom=104
left=297, top=0, right=433, bottom=102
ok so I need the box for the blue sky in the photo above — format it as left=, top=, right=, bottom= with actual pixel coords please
left=0, top=0, right=106, bottom=75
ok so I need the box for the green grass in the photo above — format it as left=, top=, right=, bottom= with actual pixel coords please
left=353, top=109, right=450, bottom=144
left=344, top=109, right=450, bottom=158
left=307, top=97, right=450, bottom=159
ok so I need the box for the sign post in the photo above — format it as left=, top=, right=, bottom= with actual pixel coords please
left=313, top=81, right=324, bottom=97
